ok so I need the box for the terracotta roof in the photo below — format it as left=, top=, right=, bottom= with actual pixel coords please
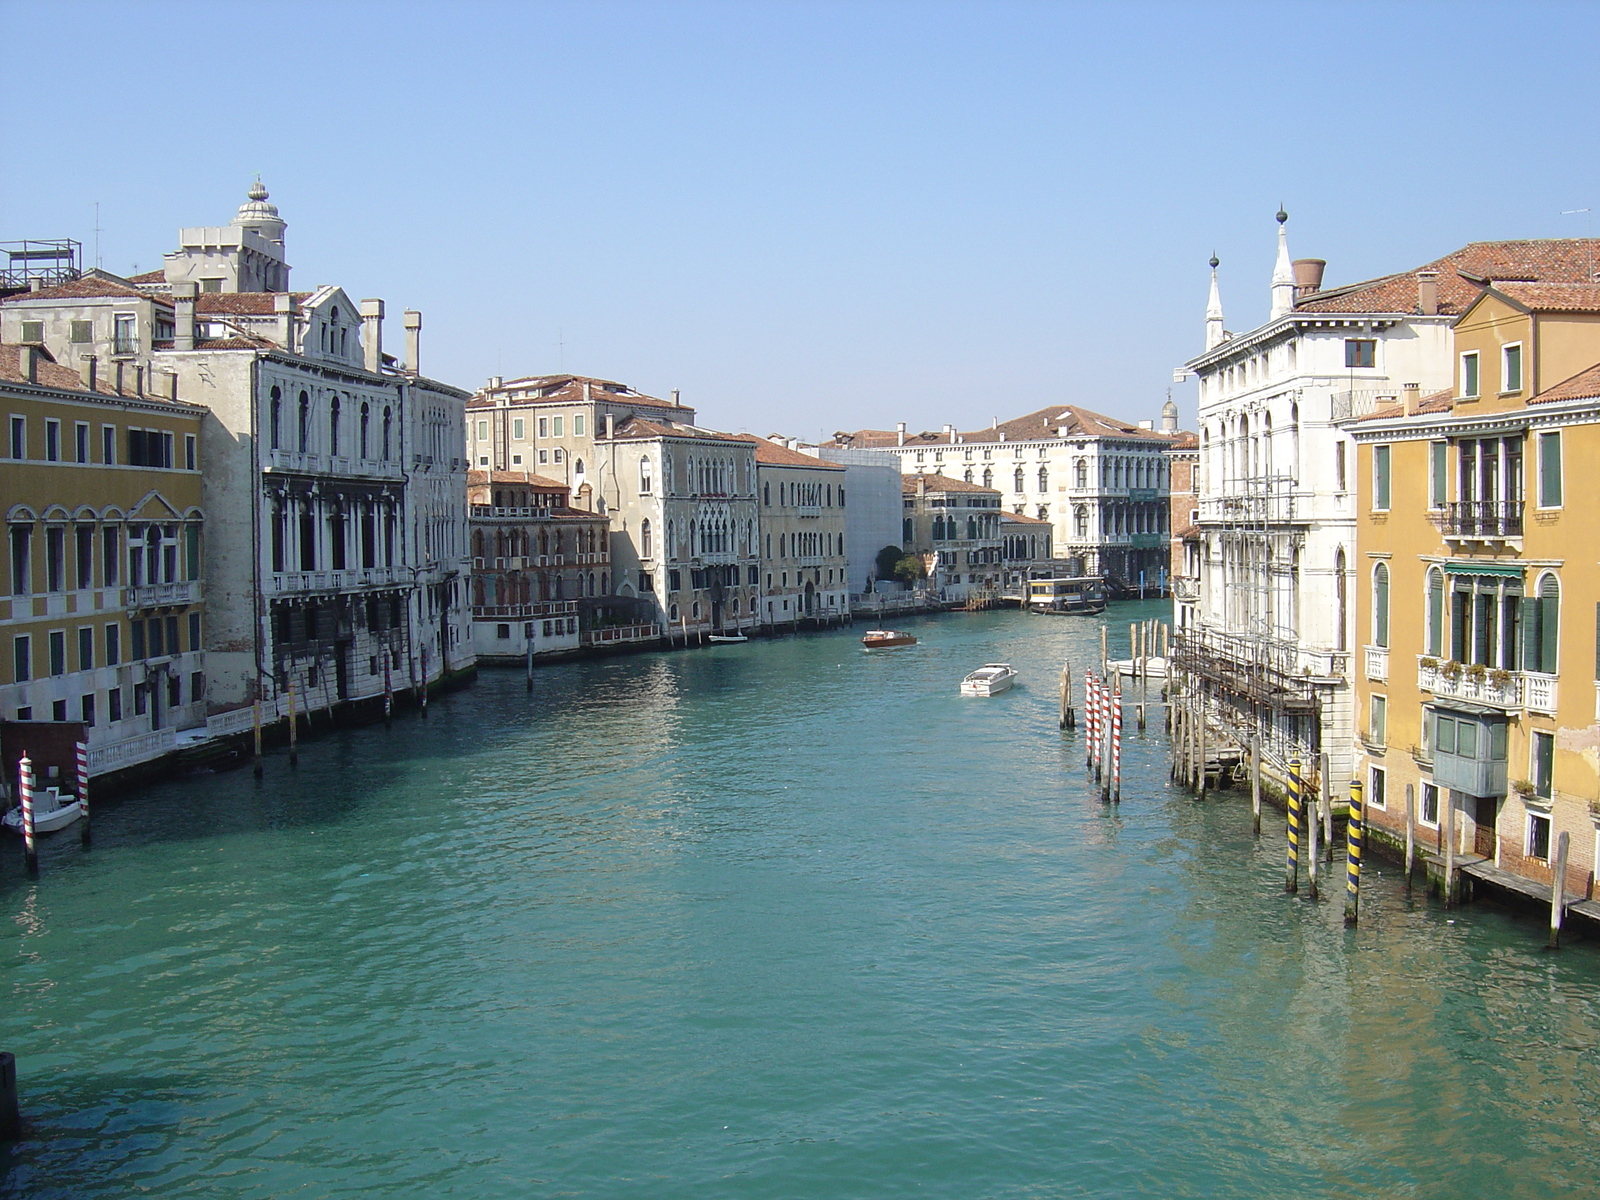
left=732, top=434, right=843, bottom=469
left=1491, top=282, right=1600, bottom=313
left=126, top=270, right=166, bottom=284
left=466, top=469, right=568, bottom=488
left=2, top=274, right=172, bottom=307
left=1176, top=523, right=1200, bottom=541
left=1346, top=388, right=1456, bottom=423
left=612, top=414, right=747, bottom=443
left=1529, top=362, right=1600, bottom=406
left=472, top=374, right=689, bottom=410
left=902, top=473, right=1001, bottom=495
left=1166, top=430, right=1199, bottom=450
left=1293, top=239, right=1600, bottom=317
left=832, top=404, right=1172, bottom=449
left=1000, top=511, right=1053, bottom=525
left=0, top=343, right=192, bottom=405
left=193, top=291, right=310, bottom=315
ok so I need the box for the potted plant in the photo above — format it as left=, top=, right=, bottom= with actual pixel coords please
left=1442, top=659, right=1463, bottom=680
left=1419, top=656, right=1439, bottom=671
left=1512, top=779, right=1536, bottom=799
left=1466, top=662, right=1488, bottom=682
left=1490, top=668, right=1513, bottom=688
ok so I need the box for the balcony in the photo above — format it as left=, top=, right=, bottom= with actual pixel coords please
left=473, top=601, right=578, bottom=619
left=1364, top=645, right=1389, bottom=681
left=1436, top=501, right=1522, bottom=539
left=266, top=448, right=403, bottom=479
left=126, top=580, right=203, bottom=610
left=273, top=567, right=406, bottom=594
left=1417, top=655, right=1557, bottom=712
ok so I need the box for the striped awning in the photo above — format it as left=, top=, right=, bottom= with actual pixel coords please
left=1444, top=560, right=1524, bottom=578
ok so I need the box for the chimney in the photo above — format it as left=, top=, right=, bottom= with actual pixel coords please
left=604, top=412, right=614, bottom=439
left=274, top=292, right=295, bottom=349
left=134, top=365, right=145, bottom=397
left=1138, top=419, right=1154, bottom=430
left=79, top=355, right=98, bottom=392
left=1417, top=270, right=1439, bottom=316
left=1403, top=382, right=1422, bottom=416
left=1292, top=258, right=1326, bottom=298
left=896, top=421, right=906, bottom=446
left=403, top=310, right=422, bottom=375
left=671, top=388, right=680, bottom=406
left=360, top=298, right=385, bottom=372
left=29, top=277, right=43, bottom=293
left=173, top=280, right=197, bottom=352
left=583, top=380, right=592, bottom=404
left=114, top=360, right=125, bottom=395
left=166, top=370, right=179, bottom=401
left=20, top=345, right=37, bottom=384
left=944, top=423, right=955, bottom=444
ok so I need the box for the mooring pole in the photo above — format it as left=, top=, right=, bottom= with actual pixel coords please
left=1307, top=765, right=1320, bottom=899
left=18, top=756, right=37, bottom=876
left=1100, top=625, right=1108, bottom=678
left=1195, top=700, right=1207, bottom=801
left=1549, top=831, right=1571, bottom=949
left=1404, top=783, right=1416, bottom=893
left=0, top=1051, right=17, bottom=1140
left=1250, top=737, right=1262, bottom=836
left=1320, top=752, right=1334, bottom=863
left=1111, top=685, right=1122, bottom=803
left=420, top=647, right=430, bottom=718
left=288, top=683, right=299, bottom=766
left=1285, top=758, right=1302, bottom=894
left=385, top=657, right=396, bottom=724
left=252, top=698, right=264, bottom=778
left=1345, top=777, right=1364, bottom=926
left=1444, top=790, right=1457, bottom=908
left=1059, top=663, right=1069, bottom=730
left=76, top=740, right=90, bottom=848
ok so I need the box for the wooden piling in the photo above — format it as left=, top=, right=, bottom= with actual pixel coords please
left=1195, top=703, right=1207, bottom=801
left=1404, top=783, right=1416, bottom=893
left=1111, top=686, right=1122, bottom=803
left=1100, top=625, right=1108, bottom=678
left=287, top=683, right=299, bottom=765
left=1443, top=790, right=1456, bottom=907
left=1285, top=759, right=1302, bottom=894
left=0, top=1052, right=17, bottom=1141
left=252, top=699, right=264, bottom=778
left=1320, top=753, right=1333, bottom=863
left=1549, top=831, right=1571, bottom=949
left=1307, top=767, right=1320, bottom=899
left=76, top=740, right=90, bottom=848
left=1250, top=738, right=1262, bottom=836
left=1344, top=777, right=1363, bottom=925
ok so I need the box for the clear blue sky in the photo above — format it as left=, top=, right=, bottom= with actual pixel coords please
left=5, top=1, right=1598, bottom=437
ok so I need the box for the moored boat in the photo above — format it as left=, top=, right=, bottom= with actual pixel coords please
left=960, top=663, right=1017, bottom=696
left=861, top=630, right=917, bottom=648
left=707, top=633, right=749, bottom=643
left=3, top=786, right=84, bottom=834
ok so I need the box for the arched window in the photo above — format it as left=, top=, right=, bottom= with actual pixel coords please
left=573, top=458, right=584, bottom=478
left=269, top=387, right=282, bottom=450
left=640, top=455, right=653, bottom=494
left=963, top=468, right=974, bottom=483
left=1038, top=467, right=1049, bottom=492
left=382, top=407, right=392, bottom=459
left=1334, top=548, right=1348, bottom=651
left=641, top=519, right=652, bottom=558
left=1526, top=572, right=1560, bottom=673
left=1074, top=505, right=1088, bottom=538
left=982, top=467, right=992, bottom=488
left=330, top=396, right=341, bottom=456
left=297, top=391, right=311, bottom=452
left=1075, top=459, right=1087, bottom=488
left=359, top=402, right=370, bottom=459
left=1425, top=567, right=1444, bottom=657
left=903, top=517, right=913, bottom=543
left=1372, top=562, right=1389, bottom=648
left=1014, top=468, right=1025, bottom=493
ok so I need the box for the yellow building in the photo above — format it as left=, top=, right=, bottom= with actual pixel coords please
left=1344, top=282, right=1600, bottom=900
left=1, top=343, right=207, bottom=782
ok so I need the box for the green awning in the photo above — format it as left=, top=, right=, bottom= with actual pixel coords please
left=1444, top=560, right=1524, bottom=578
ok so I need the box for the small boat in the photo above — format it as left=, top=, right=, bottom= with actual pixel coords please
left=862, top=630, right=917, bottom=649
left=4, top=786, right=84, bottom=835
left=960, top=663, right=1017, bottom=696
left=707, top=633, right=748, bottom=644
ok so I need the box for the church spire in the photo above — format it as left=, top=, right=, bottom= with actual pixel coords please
left=1205, top=252, right=1225, bottom=350
left=1270, top=206, right=1294, bottom=319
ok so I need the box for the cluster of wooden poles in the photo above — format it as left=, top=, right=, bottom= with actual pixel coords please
left=14, top=741, right=92, bottom=875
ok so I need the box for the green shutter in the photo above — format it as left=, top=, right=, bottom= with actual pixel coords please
left=1427, top=573, right=1444, bottom=657
left=1539, top=432, right=1562, bottom=507
left=1374, top=565, right=1389, bottom=648
left=1374, top=445, right=1391, bottom=509
left=1430, top=442, right=1447, bottom=507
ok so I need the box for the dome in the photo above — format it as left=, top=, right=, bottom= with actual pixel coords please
left=1162, top=397, right=1178, bottom=417
left=232, top=177, right=286, bottom=244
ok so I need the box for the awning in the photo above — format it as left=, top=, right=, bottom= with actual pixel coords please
left=1444, top=560, right=1524, bottom=578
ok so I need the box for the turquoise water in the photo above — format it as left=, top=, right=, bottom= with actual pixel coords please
left=2, top=604, right=1599, bottom=1198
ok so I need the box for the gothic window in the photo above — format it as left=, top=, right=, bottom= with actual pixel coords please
left=269, top=387, right=282, bottom=450
left=640, top=455, right=653, bottom=494
left=1372, top=562, right=1389, bottom=649
left=297, top=391, right=311, bottom=452
left=360, top=403, right=370, bottom=459
left=1014, top=467, right=1025, bottom=493
left=382, top=407, right=392, bottom=459
left=641, top=519, right=652, bottom=558
left=330, top=396, right=341, bottom=456
left=1038, top=466, right=1049, bottom=492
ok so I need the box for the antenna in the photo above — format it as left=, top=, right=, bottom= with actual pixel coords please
left=93, top=201, right=102, bottom=269
left=1562, top=208, right=1594, bottom=280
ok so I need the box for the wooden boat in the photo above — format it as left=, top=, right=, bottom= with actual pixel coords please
left=861, top=629, right=917, bottom=649
left=960, top=663, right=1017, bottom=696
left=4, top=786, right=84, bottom=834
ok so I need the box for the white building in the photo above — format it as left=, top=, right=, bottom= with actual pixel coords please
left=829, top=401, right=1179, bottom=592
left=1178, top=213, right=1600, bottom=786
left=813, top=445, right=905, bottom=596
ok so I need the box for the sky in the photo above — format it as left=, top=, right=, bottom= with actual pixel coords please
left=4, top=0, right=1600, bottom=438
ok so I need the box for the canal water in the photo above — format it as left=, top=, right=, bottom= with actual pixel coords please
left=2, top=604, right=1599, bottom=1198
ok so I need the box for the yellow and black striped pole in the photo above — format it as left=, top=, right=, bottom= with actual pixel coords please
left=1285, top=758, right=1302, bottom=894
left=1345, top=777, right=1364, bottom=926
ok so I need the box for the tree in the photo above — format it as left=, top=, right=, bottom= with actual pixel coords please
left=893, top=554, right=927, bottom=585
left=874, top=545, right=904, bottom=581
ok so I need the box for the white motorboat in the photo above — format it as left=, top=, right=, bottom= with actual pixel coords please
left=707, top=633, right=749, bottom=643
left=4, top=786, right=84, bottom=834
left=960, top=663, right=1017, bottom=696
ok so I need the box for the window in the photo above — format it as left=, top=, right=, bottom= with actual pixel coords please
left=77, top=626, right=93, bottom=671
left=105, top=623, right=120, bottom=666
left=553, top=416, right=563, bottom=437
left=74, top=526, right=92, bottom=590
left=298, top=392, right=311, bottom=452
left=1532, top=729, right=1554, bottom=799
left=1372, top=445, right=1391, bottom=510
left=44, top=419, right=60, bottom=462
left=1460, top=351, right=1480, bottom=398
left=101, top=424, right=115, bottom=464
left=75, top=422, right=89, bottom=464
left=1429, top=441, right=1446, bottom=508
left=1369, top=765, right=1387, bottom=810
left=476, top=419, right=488, bottom=441
left=1502, top=343, right=1523, bottom=393
left=641, top=519, right=652, bottom=558
left=538, top=417, right=548, bottom=438
left=102, top=527, right=118, bottom=585
left=201, top=278, right=222, bottom=294
left=1372, top=562, right=1389, bottom=648
left=1426, top=567, right=1445, bottom=658
left=1335, top=441, right=1346, bottom=492
left=1369, top=695, right=1387, bottom=747
left=48, top=630, right=65, bottom=676
left=81, top=694, right=95, bottom=727
left=497, top=624, right=511, bottom=639
left=574, top=414, right=585, bottom=436
left=513, top=418, right=524, bottom=440
left=1524, top=573, right=1559, bottom=674
left=185, top=434, right=196, bottom=471
left=12, top=635, right=30, bottom=682
left=69, top=320, right=92, bottom=343
left=1344, top=339, right=1376, bottom=368
left=1421, top=783, right=1440, bottom=827
left=45, top=527, right=64, bottom=592
left=1537, top=431, right=1562, bottom=507
left=538, top=450, right=548, bottom=464
left=20, top=321, right=43, bottom=343
left=1527, top=813, right=1552, bottom=861
left=639, top=456, right=653, bottom=494
left=269, top=388, right=282, bottom=450
left=108, top=687, right=121, bottom=722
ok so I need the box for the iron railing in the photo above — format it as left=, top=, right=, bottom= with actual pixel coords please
left=1437, top=501, right=1523, bottom=538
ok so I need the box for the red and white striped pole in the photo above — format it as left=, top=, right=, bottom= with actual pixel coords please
left=76, top=739, right=90, bottom=846
left=1112, top=686, right=1123, bottom=803
left=1085, top=672, right=1097, bottom=773
left=1092, top=674, right=1104, bottom=780
left=18, top=755, right=37, bottom=875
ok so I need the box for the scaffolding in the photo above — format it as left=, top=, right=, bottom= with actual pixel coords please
left=1, top=239, right=81, bottom=291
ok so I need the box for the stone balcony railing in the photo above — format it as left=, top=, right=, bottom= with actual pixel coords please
left=1417, top=654, right=1558, bottom=713
left=266, top=448, right=403, bottom=479
left=1365, top=645, right=1389, bottom=681
left=273, top=566, right=407, bottom=593
left=126, top=580, right=203, bottom=610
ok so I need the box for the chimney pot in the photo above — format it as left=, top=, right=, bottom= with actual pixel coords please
left=896, top=421, right=906, bottom=446
left=1403, top=382, right=1422, bottom=416
left=273, top=292, right=295, bottom=350
left=360, top=298, right=385, bottom=373
left=604, top=412, right=614, bottom=439
left=79, top=354, right=98, bottom=391
left=1292, top=259, right=1326, bottom=297
left=1417, top=270, right=1439, bottom=316
left=402, top=310, right=422, bottom=375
